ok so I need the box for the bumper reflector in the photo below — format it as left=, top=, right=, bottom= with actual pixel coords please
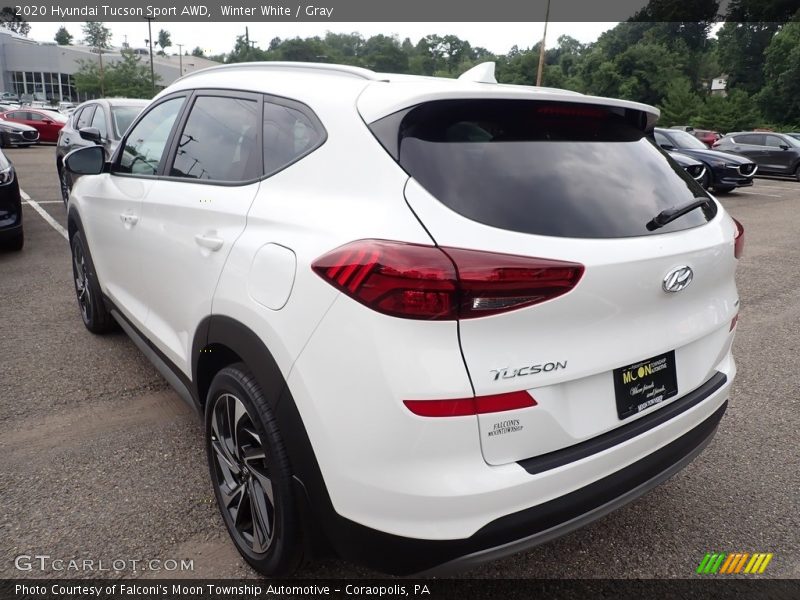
left=404, top=390, right=536, bottom=417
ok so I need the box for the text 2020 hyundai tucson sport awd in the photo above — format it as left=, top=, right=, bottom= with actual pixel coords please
left=62, top=62, right=743, bottom=576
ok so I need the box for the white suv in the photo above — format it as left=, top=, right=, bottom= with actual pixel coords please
left=63, top=62, right=742, bottom=576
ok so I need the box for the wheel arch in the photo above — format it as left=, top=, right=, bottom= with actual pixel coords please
left=191, top=315, right=336, bottom=559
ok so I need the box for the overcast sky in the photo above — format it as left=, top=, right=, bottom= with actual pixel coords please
left=28, top=22, right=618, bottom=56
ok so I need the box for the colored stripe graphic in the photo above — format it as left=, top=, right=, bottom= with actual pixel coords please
left=733, top=553, right=749, bottom=573
left=697, top=553, right=712, bottom=574
left=719, top=553, right=738, bottom=574
left=699, top=552, right=773, bottom=574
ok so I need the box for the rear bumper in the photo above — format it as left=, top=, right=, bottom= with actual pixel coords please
left=322, top=375, right=729, bottom=575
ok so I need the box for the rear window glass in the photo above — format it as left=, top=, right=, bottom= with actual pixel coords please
left=374, top=100, right=715, bottom=239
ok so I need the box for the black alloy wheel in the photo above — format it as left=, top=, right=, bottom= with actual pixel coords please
left=69, top=232, right=114, bottom=333
left=210, top=391, right=277, bottom=554
left=60, top=166, right=71, bottom=205
left=205, top=365, right=302, bottom=576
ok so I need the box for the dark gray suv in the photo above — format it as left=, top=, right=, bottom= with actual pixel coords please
left=56, top=98, right=148, bottom=204
left=714, top=132, right=800, bottom=181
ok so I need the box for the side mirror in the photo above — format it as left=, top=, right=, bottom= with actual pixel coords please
left=42, top=119, right=53, bottom=124
left=64, top=145, right=105, bottom=175
left=780, top=144, right=790, bottom=150
left=79, top=127, right=103, bottom=144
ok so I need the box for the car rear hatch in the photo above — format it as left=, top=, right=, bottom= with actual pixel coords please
left=364, top=91, right=740, bottom=466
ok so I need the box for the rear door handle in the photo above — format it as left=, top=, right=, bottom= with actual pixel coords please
left=119, top=213, right=139, bottom=225
left=194, top=233, right=224, bottom=251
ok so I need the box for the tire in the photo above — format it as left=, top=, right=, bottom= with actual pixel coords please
left=714, top=185, right=735, bottom=194
left=59, top=164, right=71, bottom=206
left=794, top=164, right=800, bottom=183
left=70, top=231, right=115, bottom=333
left=1, top=228, right=23, bottom=251
left=205, top=364, right=303, bottom=576
left=0, top=132, right=8, bottom=149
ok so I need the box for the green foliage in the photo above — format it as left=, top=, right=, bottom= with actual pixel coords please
left=191, top=47, right=205, bottom=58
left=716, top=22, right=781, bottom=93
left=74, top=49, right=161, bottom=99
left=0, top=7, right=30, bottom=36
left=659, top=79, right=703, bottom=126
left=157, top=29, right=171, bottom=56
left=759, top=18, right=800, bottom=125
left=207, top=11, right=800, bottom=129
left=82, top=21, right=111, bottom=50
left=55, top=26, right=73, bottom=46
left=694, top=90, right=762, bottom=131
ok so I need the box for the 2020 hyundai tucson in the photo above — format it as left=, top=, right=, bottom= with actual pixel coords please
left=62, top=62, right=743, bottom=576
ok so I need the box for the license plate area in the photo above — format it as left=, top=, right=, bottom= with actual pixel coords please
left=613, top=351, right=678, bottom=420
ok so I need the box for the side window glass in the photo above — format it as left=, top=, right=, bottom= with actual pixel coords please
left=116, top=97, right=185, bottom=176
left=764, top=135, right=783, bottom=148
left=90, top=106, right=108, bottom=138
left=70, top=107, right=83, bottom=128
left=77, top=106, right=95, bottom=129
left=170, top=95, right=260, bottom=182
left=28, top=112, right=44, bottom=121
left=741, top=134, right=764, bottom=146
left=263, top=100, right=325, bottom=176
left=654, top=131, right=670, bottom=147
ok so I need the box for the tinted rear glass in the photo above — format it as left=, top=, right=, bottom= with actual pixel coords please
left=375, top=100, right=715, bottom=239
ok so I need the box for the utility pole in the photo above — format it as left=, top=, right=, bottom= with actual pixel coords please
left=536, top=0, right=551, bottom=86
left=145, top=17, right=156, bottom=94
left=177, top=43, right=184, bottom=73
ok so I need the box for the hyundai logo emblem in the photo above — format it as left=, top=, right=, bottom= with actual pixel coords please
left=663, top=266, right=694, bottom=293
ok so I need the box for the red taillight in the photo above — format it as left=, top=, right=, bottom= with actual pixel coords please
left=403, top=390, right=536, bottom=417
left=730, top=313, right=739, bottom=331
left=311, top=240, right=584, bottom=320
left=733, top=218, right=744, bottom=259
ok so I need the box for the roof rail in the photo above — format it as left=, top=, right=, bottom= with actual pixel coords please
left=177, top=61, right=383, bottom=83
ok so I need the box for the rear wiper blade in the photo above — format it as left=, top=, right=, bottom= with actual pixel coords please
left=646, top=196, right=714, bottom=231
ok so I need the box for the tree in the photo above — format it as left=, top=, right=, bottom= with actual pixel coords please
left=0, top=7, right=30, bottom=36
left=74, top=49, right=161, bottom=99
left=361, top=35, right=408, bottom=72
left=82, top=22, right=112, bottom=96
left=82, top=21, right=111, bottom=50
left=716, top=22, right=782, bottom=94
left=191, top=47, right=205, bottom=57
left=694, top=90, right=761, bottom=131
left=759, top=18, right=800, bottom=125
left=658, top=78, right=703, bottom=126
left=54, top=26, right=73, bottom=46
left=157, top=29, right=171, bottom=56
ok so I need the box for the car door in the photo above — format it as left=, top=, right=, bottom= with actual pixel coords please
left=137, top=91, right=262, bottom=376
left=79, top=95, right=188, bottom=331
left=763, top=135, right=792, bottom=173
left=89, top=103, right=114, bottom=158
left=727, top=133, right=765, bottom=163
left=5, top=110, right=35, bottom=130
left=64, top=105, right=95, bottom=154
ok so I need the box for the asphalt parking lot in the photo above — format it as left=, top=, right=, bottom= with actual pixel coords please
left=1, top=145, right=798, bottom=580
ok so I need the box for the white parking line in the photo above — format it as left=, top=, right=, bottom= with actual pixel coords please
left=19, top=188, right=68, bottom=240
left=22, top=200, right=62, bottom=204
left=758, top=185, right=799, bottom=192
left=735, top=190, right=781, bottom=198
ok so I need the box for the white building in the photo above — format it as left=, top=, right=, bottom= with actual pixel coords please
left=0, top=29, right=218, bottom=102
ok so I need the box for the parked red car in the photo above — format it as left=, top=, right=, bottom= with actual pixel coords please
left=692, top=129, right=722, bottom=147
left=0, top=108, right=67, bottom=143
